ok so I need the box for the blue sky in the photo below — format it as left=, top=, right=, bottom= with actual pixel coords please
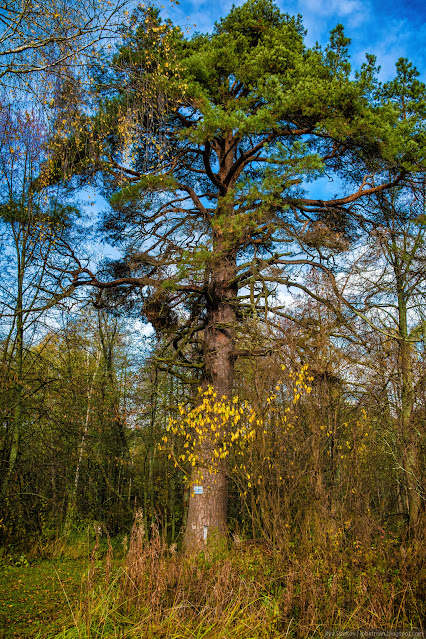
left=163, top=0, right=426, bottom=81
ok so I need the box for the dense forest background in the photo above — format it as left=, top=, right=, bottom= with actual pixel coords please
left=1, top=0, right=426, bottom=636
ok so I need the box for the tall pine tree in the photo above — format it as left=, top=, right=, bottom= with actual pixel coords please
left=48, top=0, right=426, bottom=545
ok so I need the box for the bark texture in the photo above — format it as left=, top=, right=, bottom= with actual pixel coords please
left=184, top=464, right=228, bottom=548
left=184, top=232, right=237, bottom=548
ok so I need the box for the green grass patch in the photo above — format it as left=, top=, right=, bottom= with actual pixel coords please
left=0, top=559, right=86, bottom=638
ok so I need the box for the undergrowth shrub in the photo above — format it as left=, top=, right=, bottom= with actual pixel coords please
left=56, top=508, right=426, bottom=639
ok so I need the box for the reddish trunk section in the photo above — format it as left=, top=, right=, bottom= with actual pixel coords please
left=184, top=251, right=237, bottom=549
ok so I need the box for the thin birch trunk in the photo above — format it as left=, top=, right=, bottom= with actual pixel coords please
left=64, top=348, right=102, bottom=530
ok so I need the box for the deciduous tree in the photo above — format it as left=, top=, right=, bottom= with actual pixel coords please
left=0, top=0, right=130, bottom=83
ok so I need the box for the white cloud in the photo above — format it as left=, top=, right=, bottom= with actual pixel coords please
left=134, top=320, right=155, bottom=337
left=297, top=0, right=367, bottom=21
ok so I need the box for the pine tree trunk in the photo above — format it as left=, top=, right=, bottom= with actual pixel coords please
left=184, top=244, right=236, bottom=549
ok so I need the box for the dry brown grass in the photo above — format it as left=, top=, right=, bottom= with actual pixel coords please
left=64, top=507, right=426, bottom=638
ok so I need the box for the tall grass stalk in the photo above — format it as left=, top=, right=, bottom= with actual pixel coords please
left=53, top=513, right=425, bottom=639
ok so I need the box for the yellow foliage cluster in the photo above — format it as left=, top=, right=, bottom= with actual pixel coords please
left=161, top=365, right=315, bottom=484
left=161, top=386, right=255, bottom=474
left=334, top=408, right=371, bottom=466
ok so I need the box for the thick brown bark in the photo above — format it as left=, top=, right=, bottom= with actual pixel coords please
left=183, top=131, right=240, bottom=549
left=184, top=463, right=228, bottom=548
left=184, top=238, right=237, bottom=548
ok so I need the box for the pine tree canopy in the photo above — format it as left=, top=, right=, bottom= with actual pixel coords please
left=47, top=0, right=426, bottom=376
